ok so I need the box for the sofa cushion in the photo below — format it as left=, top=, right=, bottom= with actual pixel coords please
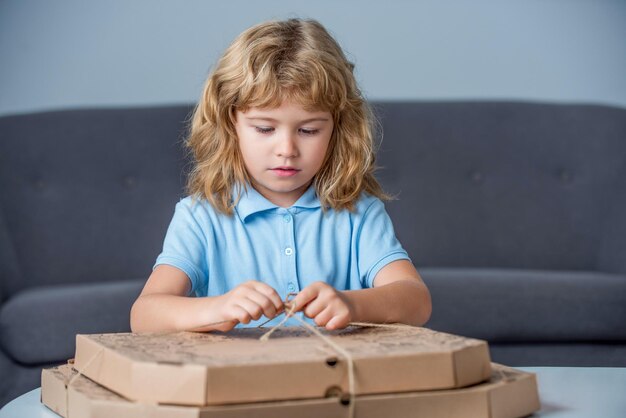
left=0, top=107, right=192, bottom=299
left=375, top=102, right=626, bottom=275
left=0, top=279, right=143, bottom=365
left=421, top=267, right=626, bottom=342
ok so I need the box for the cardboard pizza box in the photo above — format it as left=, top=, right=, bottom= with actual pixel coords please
left=41, top=362, right=539, bottom=418
left=73, top=326, right=492, bottom=405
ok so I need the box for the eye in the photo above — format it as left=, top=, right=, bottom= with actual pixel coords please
left=255, top=126, right=274, bottom=134
left=299, top=128, right=320, bottom=136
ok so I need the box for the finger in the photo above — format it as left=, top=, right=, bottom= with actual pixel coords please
left=313, top=306, right=335, bottom=328
left=252, top=282, right=285, bottom=312
left=292, top=284, right=322, bottom=312
left=245, top=291, right=278, bottom=319
left=236, top=297, right=265, bottom=321
left=302, top=297, right=327, bottom=319
left=325, top=315, right=349, bottom=331
left=228, top=305, right=252, bottom=325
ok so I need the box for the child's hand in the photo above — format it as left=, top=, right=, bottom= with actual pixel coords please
left=292, top=282, right=354, bottom=330
left=213, top=281, right=284, bottom=331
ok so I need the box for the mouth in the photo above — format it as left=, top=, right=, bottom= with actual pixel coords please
left=270, top=167, right=301, bottom=177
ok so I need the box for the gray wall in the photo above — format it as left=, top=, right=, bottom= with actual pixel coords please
left=1, top=0, right=625, bottom=117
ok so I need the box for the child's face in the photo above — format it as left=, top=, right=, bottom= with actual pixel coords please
left=235, top=99, right=333, bottom=208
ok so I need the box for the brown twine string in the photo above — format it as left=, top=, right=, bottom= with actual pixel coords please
left=66, top=348, right=104, bottom=418
left=257, top=292, right=299, bottom=340
left=249, top=293, right=376, bottom=417
left=254, top=294, right=413, bottom=418
left=255, top=292, right=359, bottom=418
left=61, top=362, right=72, bottom=418
left=495, top=365, right=514, bottom=383
left=259, top=309, right=357, bottom=418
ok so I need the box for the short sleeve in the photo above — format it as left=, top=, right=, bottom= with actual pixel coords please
left=153, top=199, right=208, bottom=294
left=356, top=198, right=411, bottom=288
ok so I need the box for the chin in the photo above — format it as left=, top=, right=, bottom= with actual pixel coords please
left=274, top=185, right=305, bottom=193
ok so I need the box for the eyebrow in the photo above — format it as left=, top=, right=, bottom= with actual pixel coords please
left=245, top=116, right=330, bottom=123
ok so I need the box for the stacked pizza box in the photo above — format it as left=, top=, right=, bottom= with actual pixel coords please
left=41, top=326, right=540, bottom=418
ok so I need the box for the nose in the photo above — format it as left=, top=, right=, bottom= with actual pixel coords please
left=275, top=131, right=298, bottom=158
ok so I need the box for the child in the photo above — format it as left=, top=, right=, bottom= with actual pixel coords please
left=130, top=18, right=431, bottom=333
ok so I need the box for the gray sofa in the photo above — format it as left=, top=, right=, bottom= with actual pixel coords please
left=1, top=101, right=625, bottom=407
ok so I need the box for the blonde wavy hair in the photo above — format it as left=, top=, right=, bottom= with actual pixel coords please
left=186, top=18, right=390, bottom=214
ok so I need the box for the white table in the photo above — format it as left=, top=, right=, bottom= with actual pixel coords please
left=1, top=367, right=625, bottom=417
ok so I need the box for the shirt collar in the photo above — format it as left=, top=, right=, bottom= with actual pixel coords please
left=234, top=182, right=321, bottom=222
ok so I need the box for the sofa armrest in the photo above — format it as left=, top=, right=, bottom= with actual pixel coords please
left=0, top=208, right=22, bottom=303
left=597, top=178, right=626, bottom=275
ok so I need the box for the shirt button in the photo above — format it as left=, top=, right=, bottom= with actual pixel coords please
left=284, top=247, right=293, bottom=256
left=283, top=215, right=291, bottom=223
left=287, top=282, right=296, bottom=292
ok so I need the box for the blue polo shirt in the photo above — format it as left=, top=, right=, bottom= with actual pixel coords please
left=154, top=184, right=410, bottom=327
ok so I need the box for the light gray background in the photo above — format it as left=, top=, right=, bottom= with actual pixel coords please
left=1, top=0, right=625, bottom=117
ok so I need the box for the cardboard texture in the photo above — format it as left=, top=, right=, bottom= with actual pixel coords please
left=41, top=362, right=540, bottom=418
left=73, top=326, right=492, bottom=405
